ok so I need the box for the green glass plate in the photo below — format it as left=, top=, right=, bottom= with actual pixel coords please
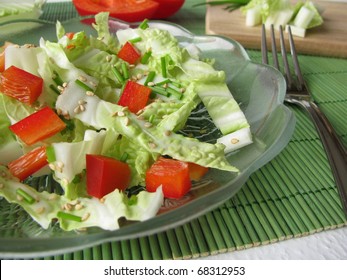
left=0, top=17, right=295, bottom=258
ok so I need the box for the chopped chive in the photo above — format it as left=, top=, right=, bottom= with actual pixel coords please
left=155, top=79, right=171, bottom=86
left=52, top=70, right=63, bottom=86
left=149, top=86, right=170, bottom=97
left=148, top=114, right=155, bottom=123
left=141, top=50, right=152, bottom=64
left=150, top=92, right=157, bottom=99
left=139, top=19, right=149, bottom=30
left=121, top=63, right=129, bottom=80
left=161, top=56, right=167, bottom=78
left=120, top=152, right=129, bottom=162
left=167, top=87, right=183, bottom=100
left=46, top=146, right=56, bottom=163
left=75, top=79, right=94, bottom=92
left=112, top=66, right=125, bottom=83
left=171, top=81, right=182, bottom=88
left=57, top=211, right=82, bottom=222
left=16, top=188, right=36, bottom=204
left=144, top=71, right=156, bottom=86
left=128, top=37, right=142, bottom=44
left=49, top=84, right=60, bottom=95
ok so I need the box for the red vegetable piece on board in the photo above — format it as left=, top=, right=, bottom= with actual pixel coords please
left=8, top=146, right=48, bottom=181
left=72, top=0, right=159, bottom=23
left=118, top=80, right=151, bottom=113
left=86, top=154, right=131, bottom=198
left=117, top=42, right=141, bottom=65
left=0, top=65, right=43, bottom=104
left=152, top=0, right=185, bottom=19
left=146, top=157, right=192, bottom=199
left=9, top=107, right=66, bottom=146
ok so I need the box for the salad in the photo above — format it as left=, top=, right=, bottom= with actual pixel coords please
left=0, top=13, right=252, bottom=231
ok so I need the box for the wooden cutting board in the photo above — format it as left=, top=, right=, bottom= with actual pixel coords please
left=206, top=1, right=347, bottom=58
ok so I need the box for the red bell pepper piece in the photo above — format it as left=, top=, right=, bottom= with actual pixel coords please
left=9, top=107, right=66, bottom=146
left=0, top=65, right=43, bottom=104
left=86, top=154, right=131, bottom=198
left=187, top=162, right=209, bottom=181
left=8, top=146, right=48, bottom=181
left=118, top=80, right=151, bottom=113
left=146, top=157, right=192, bottom=199
left=117, top=42, right=141, bottom=65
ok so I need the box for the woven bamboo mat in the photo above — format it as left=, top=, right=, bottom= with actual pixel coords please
left=28, top=1, right=347, bottom=259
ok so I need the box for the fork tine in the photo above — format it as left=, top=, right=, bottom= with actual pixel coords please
left=270, top=25, right=279, bottom=70
left=287, top=26, right=305, bottom=91
left=279, top=25, right=293, bottom=90
left=261, top=24, right=268, bottom=64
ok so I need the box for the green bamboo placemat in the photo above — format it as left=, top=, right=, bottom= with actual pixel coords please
left=30, top=1, right=347, bottom=259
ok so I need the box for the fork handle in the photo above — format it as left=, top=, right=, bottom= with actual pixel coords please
left=300, top=100, right=347, bottom=216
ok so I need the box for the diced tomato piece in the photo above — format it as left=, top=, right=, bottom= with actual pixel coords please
left=65, top=32, right=75, bottom=40
left=72, top=0, right=159, bottom=23
left=86, top=154, right=131, bottom=198
left=152, top=0, right=185, bottom=19
left=187, top=162, right=209, bottom=181
left=0, top=65, right=43, bottom=105
left=0, top=42, right=14, bottom=72
left=118, top=80, right=151, bottom=113
left=9, top=107, right=66, bottom=146
left=146, top=157, right=192, bottom=199
left=117, top=42, right=141, bottom=65
left=8, top=146, right=47, bottom=181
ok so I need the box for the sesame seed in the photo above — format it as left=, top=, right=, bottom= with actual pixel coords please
left=124, top=117, right=130, bottom=126
left=147, top=81, right=155, bottom=86
left=117, top=111, right=125, bottom=117
left=86, top=91, right=95, bottom=96
left=231, top=138, right=239, bottom=144
left=16, top=195, right=24, bottom=201
left=62, top=82, right=68, bottom=88
left=82, top=212, right=90, bottom=221
left=48, top=193, right=58, bottom=201
left=78, top=99, right=87, bottom=105
left=78, top=76, right=87, bottom=82
left=57, top=85, right=64, bottom=92
left=36, top=207, right=45, bottom=214
left=180, top=88, right=186, bottom=93
left=49, top=163, right=56, bottom=171
left=69, top=199, right=79, bottom=206
left=56, top=161, right=64, bottom=169
left=79, top=104, right=86, bottom=112
left=144, top=122, right=152, bottom=128
left=74, top=106, right=81, bottom=114
left=106, top=55, right=112, bottom=62
left=90, top=81, right=97, bottom=88
left=136, top=73, right=143, bottom=80
left=75, top=204, right=84, bottom=210
left=64, top=203, right=73, bottom=211
left=99, top=197, right=106, bottom=203
left=164, top=130, right=172, bottom=136
left=148, top=142, right=157, bottom=149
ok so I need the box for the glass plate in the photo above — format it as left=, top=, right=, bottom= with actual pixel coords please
left=0, top=17, right=295, bottom=258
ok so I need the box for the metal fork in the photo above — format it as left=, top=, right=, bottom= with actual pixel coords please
left=261, top=24, right=347, bottom=217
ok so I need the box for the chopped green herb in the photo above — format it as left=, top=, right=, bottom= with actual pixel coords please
left=128, top=37, right=142, bottom=44
left=150, top=86, right=170, bottom=97
left=46, top=146, right=56, bottom=163
left=57, top=211, right=82, bottom=222
left=112, top=66, right=125, bottom=83
left=52, top=70, right=63, bottom=86
left=16, top=188, right=36, bottom=204
left=141, top=50, right=152, bottom=64
left=160, top=56, right=167, bottom=78
left=121, top=63, right=129, bottom=80
left=120, top=152, right=129, bottom=162
left=167, top=87, right=183, bottom=100
left=144, top=71, right=156, bottom=86
left=49, top=84, right=60, bottom=95
left=139, top=19, right=149, bottom=29
left=75, top=79, right=94, bottom=92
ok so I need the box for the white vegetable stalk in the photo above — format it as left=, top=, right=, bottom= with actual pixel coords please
left=245, top=6, right=262, bottom=27
left=217, top=127, right=253, bottom=153
left=293, top=6, right=315, bottom=29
